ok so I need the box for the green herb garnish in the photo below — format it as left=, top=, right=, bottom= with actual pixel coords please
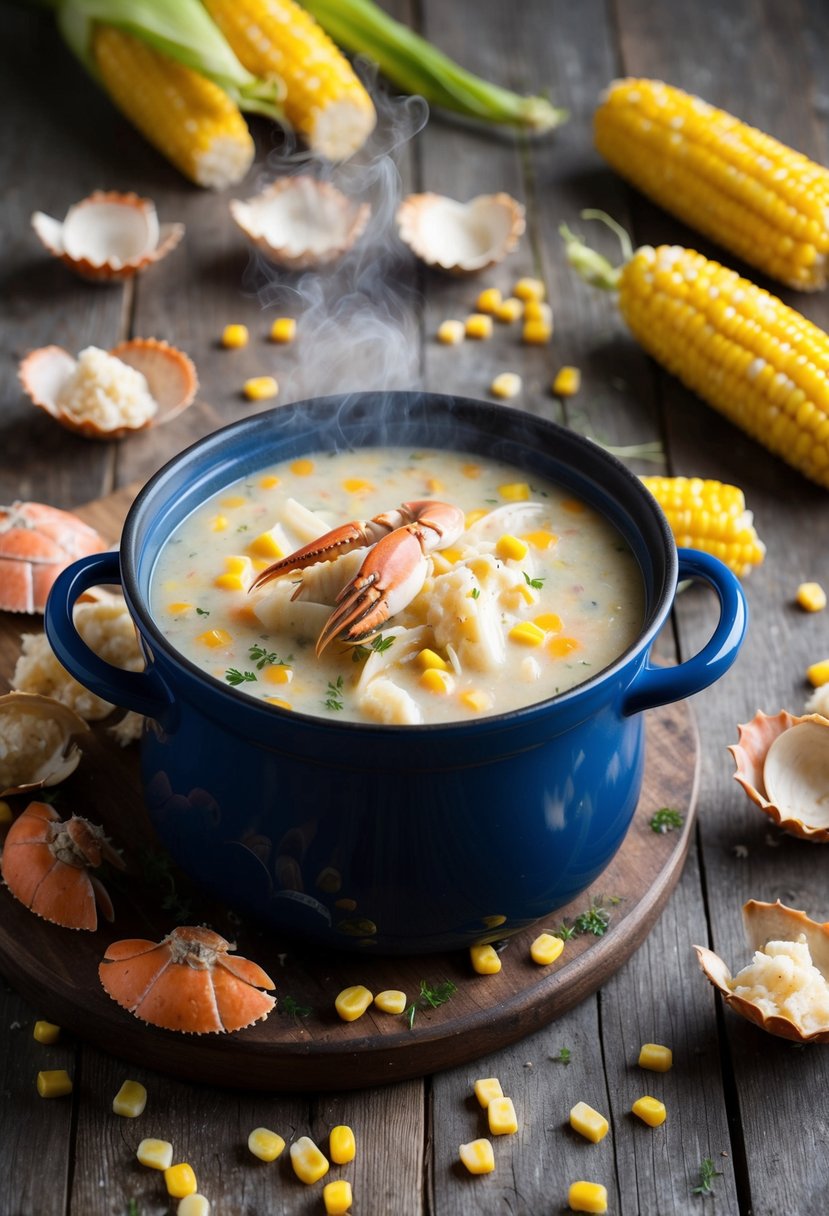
left=237, top=524, right=249, bottom=532
left=248, top=643, right=291, bottom=670
left=552, top=922, right=577, bottom=941
left=324, top=676, right=345, bottom=711
left=195, top=607, right=210, bottom=617
left=573, top=897, right=613, bottom=937
left=551, top=1046, right=572, bottom=1065
left=280, top=995, right=313, bottom=1018
left=139, top=849, right=192, bottom=923
left=126, top=1200, right=140, bottom=1216
left=405, top=979, right=457, bottom=1029
left=471, top=587, right=480, bottom=599
left=523, top=571, right=546, bottom=590
left=650, top=807, right=685, bottom=834
left=225, top=668, right=257, bottom=687
left=691, top=1157, right=722, bottom=1197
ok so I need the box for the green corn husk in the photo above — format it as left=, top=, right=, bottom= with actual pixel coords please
left=300, top=0, right=567, bottom=132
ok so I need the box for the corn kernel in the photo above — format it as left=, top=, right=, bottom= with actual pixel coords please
left=221, top=323, right=249, bottom=348
left=463, top=463, right=481, bottom=478
left=487, top=1096, right=518, bottom=1135
left=214, top=554, right=253, bottom=591
left=316, top=867, right=342, bottom=893
left=32, top=1020, right=60, bottom=1044
left=513, top=277, right=545, bottom=301
left=553, top=366, right=582, bottom=397
left=243, top=376, right=279, bottom=402
left=569, top=1101, right=609, bottom=1143
left=470, top=944, right=502, bottom=975
left=420, top=668, right=452, bottom=695
left=209, top=514, right=228, bottom=532
left=329, top=1124, right=356, bottom=1164
left=262, top=664, right=292, bottom=685
left=473, top=1077, right=503, bottom=1109
left=137, top=1139, right=174, bottom=1170
left=807, top=659, right=829, bottom=687
left=460, top=689, right=493, bottom=714
left=264, top=697, right=292, bottom=709
left=524, top=299, right=553, bottom=325
left=530, top=933, right=564, bottom=965
left=534, top=612, right=563, bottom=633
left=259, top=474, right=280, bottom=489
left=797, top=582, right=827, bottom=612
left=269, top=316, right=296, bottom=343
left=291, top=458, right=315, bottom=476
left=112, top=1079, right=147, bottom=1117
left=632, top=1096, right=667, bottom=1127
left=474, top=286, right=501, bottom=313
left=335, top=985, right=374, bottom=1022
left=165, top=1163, right=197, bottom=1199
left=248, top=1127, right=286, bottom=1161
left=374, top=989, right=407, bottom=1015
left=0, top=799, right=12, bottom=825
left=436, top=319, right=465, bottom=345
left=248, top=529, right=284, bottom=559
left=465, top=509, right=487, bottom=527
left=36, top=1069, right=72, bottom=1098
left=568, top=1181, right=608, bottom=1213
left=343, top=477, right=375, bottom=494
left=459, top=1139, right=495, bottom=1174
left=177, top=1196, right=210, bottom=1216
left=220, top=495, right=247, bottom=508
left=638, top=1043, right=673, bottom=1072
left=549, top=636, right=580, bottom=658
left=495, top=296, right=523, bottom=323
left=465, top=313, right=493, bottom=340
left=509, top=621, right=546, bottom=647
left=524, top=529, right=558, bottom=550
left=417, top=648, right=450, bottom=672
left=499, top=482, right=530, bottom=502
left=323, top=1179, right=353, bottom=1215
left=495, top=534, right=529, bottom=562
left=522, top=319, right=553, bottom=344
left=290, top=1135, right=329, bottom=1185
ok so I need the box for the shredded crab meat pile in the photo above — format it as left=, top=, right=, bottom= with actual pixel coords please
left=56, top=346, right=157, bottom=430
left=0, top=714, right=71, bottom=791
left=730, top=935, right=829, bottom=1034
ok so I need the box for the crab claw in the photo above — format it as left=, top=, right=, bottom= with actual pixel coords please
left=248, top=519, right=379, bottom=593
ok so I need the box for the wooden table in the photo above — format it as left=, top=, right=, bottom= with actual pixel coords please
left=2, top=3, right=828, bottom=1213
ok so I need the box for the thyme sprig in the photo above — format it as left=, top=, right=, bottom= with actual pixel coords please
left=405, top=979, right=457, bottom=1029
left=691, top=1157, right=722, bottom=1197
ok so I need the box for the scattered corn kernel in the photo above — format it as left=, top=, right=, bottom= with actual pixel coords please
left=465, top=313, right=493, bottom=340
left=209, top=514, right=228, bottom=532
left=417, top=648, right=450, bottom=671
left=343, top=477, right=375, bottom=494
left=638, top=1043, right=673, bottom=1072
left=262, top=664, right=292, bottom=685
left=177, top=1196, right=210, bottom=1216
left=470, top=944, right=502, bottom=975
left=569, top=1101, right=609, bottom=1143
left=112, top=1079, right=147, bottom=1118
left=476, top=286, right=503, bottom=313
left=568, top=1181, right=608, bottom=1213
left=509, top=621, right=546, bottom=647
left=473, top=1077, right=503, bottom=1109
left=32, top=1020, right=60, bottom=1044
left=465, top=508, right=487, bottom=527
left=335, top=985, right=374, bottom=1022
left=290, top=1136, right=329, bottom=1185
left=513, top=276, right=545, bottom=301
left=499, top=481, right=530, bottom=502
left=487, top=1096, right=518, bottom=1136
left=807, top=659, right=829, bottom=687
left=243, top=376, right=278, bottom=402
left=260, top=474, right=280, bottom=489
left=165, top=1163, right=198, bottom=1199
left=374, top=989, right=407, bottom=1015
left=524, top=529, right=558, bottom=550
left=522, top=319, right=553, bottom=344
left=420, top=668, right=452, bottom=694
left=481, top=913, right=507, bottom=928
left=329, top=1124, right=356, bottom=1164
left=495, top=534, right=529, bottom=562
left=460, top=689, right=493, bottom=714
left=631, top=1095, right=667, bottom=1127
left=0, top=799, right=12, bottom=825
left=269, top=316, right=296, bottom=343
left=523, top=299, right=553, bottom=325
left=214, top=554, right=253, bottom=591
left=552, top=366, right=582, bottom=397
left=495, top=296, right=523, bottom=322
left=221, top=323, right=249, bottom=348
left=264, top=696, right=292, bottom=709
left=549, top=635, right=580, bottom=658
left=220, top=495, right=246, bottom=508
left=323, top=1179, right=353, bottom=1215
left=137, top=1139, right=174, bottom=1170
left=36, top=1069, right=72, bottom=1098
left=167, top=601, right=194, bottom=615
left=437, top=319, right=465, bottom=345
left=491, top=371, right=522, bottom=400
left=248, top=1127, right=286, bottom=1162
left=797, top=582, right=826, bottom=612
left=459, top=1139, right=495, bottom=1175
left=248, top=529, right=284, bottom=559
left=291, top=458, right=315, bottom=476
left=530, top=933, right=565, bottom=965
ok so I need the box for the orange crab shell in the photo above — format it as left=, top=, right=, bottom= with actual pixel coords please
left=729, top=709, right=829, bottom=842
left=99, top=926, right=276, bottom=1034
left=0, top=500, right=106, bottom=614
left=1, top=801, right=125, bottom=931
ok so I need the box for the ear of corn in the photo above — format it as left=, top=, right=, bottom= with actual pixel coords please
left=640, top=477, right=765, bottom=577
left=595, top=78, right=829, bottom=291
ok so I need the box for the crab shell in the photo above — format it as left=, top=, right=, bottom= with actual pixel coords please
left=31, top=191, right=184, bottom=282
left=229, top=176, right=371, bottom=270
left=0, top=692, right=89, bottom=796
left=0, top=500, right=106, bottom=614
left=19, top=338, right=198, bottom=440
left=695, top=900, right=829, bottom=1043
left=99, top=925, right=277, bottom=1034
left=729, top=709, right=829, bottom=841
left=396, top=191, right=526, bottom=274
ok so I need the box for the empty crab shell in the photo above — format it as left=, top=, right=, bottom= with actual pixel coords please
left=729, top=709, right=829, bottom=842
left=230, top=176, right=371, bottom=270
left=19, top=338, right=198, bottom=440
left=396, top=191, right=526, bottom=274
left=696, top=900, right=829, bottom=1043
left=0, top=500, right=105, bottom=613
left=0, top=691, right=89, bottom=798
left=31, top=191, right=183, bottom=282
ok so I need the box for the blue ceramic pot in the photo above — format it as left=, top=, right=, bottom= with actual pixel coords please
left=46, top=394, right=747, bottom=953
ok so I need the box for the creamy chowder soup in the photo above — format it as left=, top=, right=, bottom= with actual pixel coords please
left=150, top=447, right=645, bottom=724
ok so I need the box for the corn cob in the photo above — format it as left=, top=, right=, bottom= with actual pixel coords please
left=93, top=26, right=255, bottom=188
left=641, top=477, right=765, bottom=577
left=563, top=214, right=829, bottom=488
left=202, top=0, right=376, bottom=160
left=594, top=79, right=829, bottom=291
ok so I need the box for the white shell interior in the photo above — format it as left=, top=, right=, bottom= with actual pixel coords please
left=414, top=197, right=517, bottom=269
left=25, top=347, right=77, bottom=408
left=764, top=720, right=829, bottom=827
left=32, top=199, right=160, bottom=268
left=235, top=179, right=359, bottom=255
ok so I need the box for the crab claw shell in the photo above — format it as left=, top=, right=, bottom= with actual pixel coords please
left=19, top=338, right=198, bottom=440
left=396, top=191, right=526, bottom=274
left=31, top=191, right=184, bottom=282
left=99, top=925, right=277, bottom=1034
left=229, top=176, right=371, bottom=270
left=0, top=692, right=89, bottom=798
left=695, top=900, right=829, bottom=1043
left=729, top=709, right=829, bottom=841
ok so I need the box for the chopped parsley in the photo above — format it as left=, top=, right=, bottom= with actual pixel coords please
left=523, top=571, right=546, bottom=590
left=650, top=807, right=685, bottom=834
left=551, top=1046, right=572, bottom=1066
left=405, top=979, right=457, bottom=1029
left=573, top=897, right=613, bottom=937
left=351, top=635, right=395, bottom=663
left=126, top=1200, right=140, bottom=1216
left=237, top=524, right=249, bottom=532
left=280, top=995, right=313, bottom=1019
left=691, top=1157, right=722, bottom=1197
left=248, top=643, right=291, bottom=670
left=225, top=668, right=257, bottom=687
left=324, top=676, right=345, bottom=711
left=552, top=922, right=577, bottom=942
left=470, top=587, right=480, bottom=599
left=195, top=607, right=210, bottom=617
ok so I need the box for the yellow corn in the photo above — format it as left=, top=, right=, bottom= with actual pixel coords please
left=290, top=1135, right=329, bottom=1184
left=465, top=313, right=494, bottom=340
left=460, top=689, right=493, bottom=714
left=329, top=1125, right=356, bottom=1164
left=221, top=495, right=247, bottom=508
left=524, top=299, right=553, bottom=325
left=248, top=1127, right=286, bottom=1161
left=476, top=287, right=503, bottom=313
left=177, top=1197, right=211, bottom=1216
left=459, top=1139, right=495, bottom=1175
left=32, top=1020, right=60, bottom=1044
left=569, top=1101, right=609, bottom=1144
left=530, top=932, right=565, bottom=965
left=248, top=529, right=284, bottom=559
left=496, top=534, right=529, bottom=561
left=509, top=622, right=546, bottom=647
left=496, top=297, right=523, bottom=323
left=499, top=482, right=530, bottom=502
left=481, top=913, right=506, bottom=928
left=243, top=376, right=279, bottom=402
left=291, top=458, right=315, bottom=476
left=203, top=0, right=375, bottom=160
left=210, top=514, right=229, bottom=532
left=470, top=944, right=502, bottom=975
left=417, top=648, right=450, bottom=671
left=0, top=799, right=12, bottom=825
left=638, top=1043, right=673, bottom=1072
left=522, top=319, right=553, bottom=344
left=595, top=78, right=829, bottom=291
left=552, top=366, right=582, bottom=397
left=568, top=1181, right=608, bottom=1213
left=263, top=665, right=292, bottom=685
left=631, top=1095, right=667, bottom=1127
left=197, top=627, right=232, bottom=648
left=797, top=582, right=827, bottom=612
left=534, top=612, right=563, bottom=632
left=437, top=319, right=465, bottom=345
left=524, top=530, right=558, bottom=551
left=473, top=1077, right=503, bottom=1109
left=641, top=476, right=765, bottom=577
left=36, top=1069, right=72, bottom=1098
left=221, top=324, right=249, bottom=349
left=112, top=1080, right=147, bottom=1117
left=420, top=668, right=452, bottom=695
left=137, top=1139, right=174, bottom=1170
left=260, top=474, right=280, bottom=488
left=334, top=985, right=374, bottom=1021
left=269, top=317, right=297, bottom=343
left=167, top=601, right=194, bottom=615
left=164, top=1163, right=198, bottom=1199
left=487, top=1096, right=518, bottom=1135
left=549, top=635, right=580, bottom=658
left=807, top=658, right=829, bottom=687
left=490, top=372, right=523, bottom=399
left=92, top=27, right=254, bottom=189
left=214, top=555, right=254, bottom=591
left=323, top=1180, right=353, bottom=1215
left=513, top=277, right=545, bottom=301
left=374, top=989, right=407, bottom=1015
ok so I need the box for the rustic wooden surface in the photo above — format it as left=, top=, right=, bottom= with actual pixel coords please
left=1, top=1, right=828, bottom=1213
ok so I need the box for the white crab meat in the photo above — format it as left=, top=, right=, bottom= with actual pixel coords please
left=396, top=191, right=525, bottom=274
left=427, top=562, right=509, bottom=673
left=230, top=177, right=371, bottom=270
left=358, top=676, right=422, bottom=726
left=0, top=692, right=89, bottom=797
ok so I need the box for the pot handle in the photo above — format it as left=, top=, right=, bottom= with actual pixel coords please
left=622, top=548, right=747, bottom=717
left=44, top=551, right=172, bottom=720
